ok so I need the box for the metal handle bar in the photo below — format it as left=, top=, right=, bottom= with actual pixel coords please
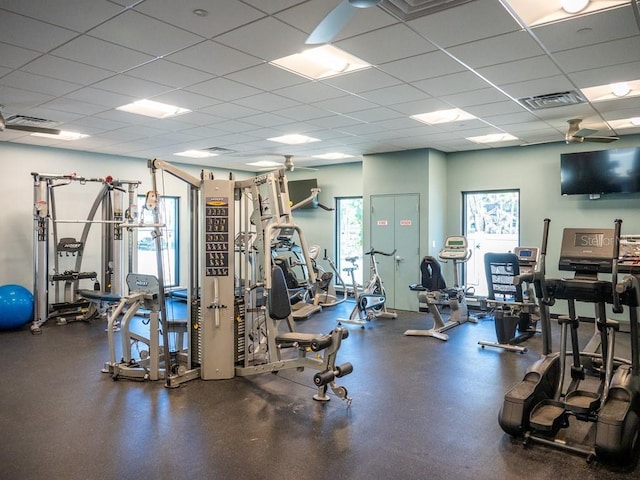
left=365, top=248, right=396, bottom=257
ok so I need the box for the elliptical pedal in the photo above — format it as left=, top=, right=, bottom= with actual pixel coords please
left=529, top=400, right=569, bottom=435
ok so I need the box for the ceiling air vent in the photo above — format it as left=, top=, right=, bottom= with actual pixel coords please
left=518, top=91, right=586, bottom=110
left=6, top=114, right=58, bottom=127
left=381, top=0, right=476, bottom=21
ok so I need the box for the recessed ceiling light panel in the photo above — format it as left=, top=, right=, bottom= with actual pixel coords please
left=271, top=45, right=371, bottom=80
left=31, top=131, right=89, bottom=141
left=116, top=99, right=191, bottom=119
left=267, top=134, right=320, bottom=145
left=411, top=108, right=475, bottom=125
left=174, top=150, right=218, bottom=158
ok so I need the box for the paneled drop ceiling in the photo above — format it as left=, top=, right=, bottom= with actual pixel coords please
left=0, top=0, right=639, bottom=171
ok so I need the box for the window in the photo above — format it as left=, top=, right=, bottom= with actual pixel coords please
left=463, top=190, right=519, bottom=297
left=136, top=195, right=179, bottom=287
left=336, top=197, right=363, bottom=287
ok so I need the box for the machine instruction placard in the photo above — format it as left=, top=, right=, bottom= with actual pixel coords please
left=205, top=197, right=229, bottom=276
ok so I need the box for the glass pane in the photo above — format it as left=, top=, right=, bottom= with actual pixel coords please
left=136, top=195, right=179, bottom=287
left=336, top=197, right=363, bottom=286
left=463, top=190, right=519, bottom=297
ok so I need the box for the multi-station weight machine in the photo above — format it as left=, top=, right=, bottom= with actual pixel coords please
left=31, top=172, right=141, bottom=334
left=125, top=159, right=352, bottom=402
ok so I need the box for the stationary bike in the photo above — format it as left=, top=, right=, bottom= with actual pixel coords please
left=405, top=235, right=474, bottom=341
left=338, top=248, right=398, bottom=328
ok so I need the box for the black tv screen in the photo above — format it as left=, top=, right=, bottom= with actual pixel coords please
left=288, top=179, right=318, bottom=209
left=560, top=147, right=640, bottom=195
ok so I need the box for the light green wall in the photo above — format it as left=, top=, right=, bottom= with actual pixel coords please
left=445, top=135, right=640, bottom=276
left=361, top=149, right=431, bottom=258
left=286, top=161, right=363, bottom=261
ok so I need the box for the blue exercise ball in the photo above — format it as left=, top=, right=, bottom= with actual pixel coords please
left=0, top=284, right=34, bottom=331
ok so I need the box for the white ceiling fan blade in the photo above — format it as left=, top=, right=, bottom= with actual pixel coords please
left=582, top=136, right=619, bottom=143
left=574, top=127, right=598, bottom=137
left=306, top=1, right=357, bottom=45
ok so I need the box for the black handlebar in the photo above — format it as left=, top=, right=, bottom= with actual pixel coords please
left=365, top=248, right=396, bottom=257
left=612, top=218, right=623, bottom=314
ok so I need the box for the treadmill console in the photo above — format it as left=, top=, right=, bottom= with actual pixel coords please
left=558, top=228, right=614, bottom=274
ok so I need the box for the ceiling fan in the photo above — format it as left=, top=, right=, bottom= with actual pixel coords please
left=565, top=118, right=619, bottom=144
left=256, top=154, right=318, bottom=172
left=0, top=106, right=61, bottom=135
left=280, top=155, right=318, bottom=172
left=306, top=0, right=383, bottom=44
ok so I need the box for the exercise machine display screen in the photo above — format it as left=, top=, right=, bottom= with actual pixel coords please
left=558, top=228, right=614, bottom=274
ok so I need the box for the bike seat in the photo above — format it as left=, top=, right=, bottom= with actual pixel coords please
left=345, top=256, right=358, bottom=263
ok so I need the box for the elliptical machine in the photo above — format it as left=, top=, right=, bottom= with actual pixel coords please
left=338, top=248, right=398, bottom=328
left=498, top=219, right=640, bottom=464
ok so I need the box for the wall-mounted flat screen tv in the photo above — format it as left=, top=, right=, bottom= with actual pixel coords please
left=288, top=179, right=319, bottom=209
left=560, top=147, right=640, bottom=195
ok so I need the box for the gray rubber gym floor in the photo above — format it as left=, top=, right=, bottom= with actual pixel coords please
left=1, top=301, right=638, bottom=480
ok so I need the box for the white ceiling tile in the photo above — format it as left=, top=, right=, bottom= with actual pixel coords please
left=135, top=0, right=265, bottom=38
left=360, top=84, right=427, bottom=106
left=337, top=24, right=437, bottom=65
left=52, top=36, right=155, bottom=72
left=22, top=55, right=114, bottom=84
left=39, top=98, right=108, bottom=116
left=200, top=103, right=262, bottom=120
left=277, top=104, right=335, bottom=122
left=0, top=70, right=81, bottom=96
left=65, top=87, right=135, bottom=108
left=553, top=37, right=640, bottom=73
left=0, top=0, right=125, bottom=32
left=233, top=92, right=301, bottom=112
left=389, top=98, right=450, bottom=116
left=569, top=62, right=640, bottom=89
left=312, top=95, right=378, bottom=115
left=167, top=40, right=263, bottom=76
left=225, top=63, right=306, bottom=91
left=241, top=0, right=305, bottom=14
left=477, top=56, right=563, bottom=87
left=149, top=90, right=221, bottom=111
left=413, top=71, right=491, bottom=97
left=91, top=75, right=173, bottom=99
left=0, top=10, right=77, bottom=52
left=185, top=77, right=262, bottom=102
left=440, top=88, right=509, bottom=108
left=0, top=42, right=41, bottom=69
left=126, top=59, right=213, bottom=88
left=534, top=6, right=639, bottom=53
left=378, top=50, right=466, bottom=83
left=89, top=10, right=203, bottom=56
left=346, top=107, right=404, bottom=123
left=448, top=31, right=545, bottom=69
left=408, top=0, right=520, bottom=48
left=322, top=68, right=402, bottom=94
left=215, top=17, right=309, bottom=61
left=274, top=82, right=346, bottom=104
